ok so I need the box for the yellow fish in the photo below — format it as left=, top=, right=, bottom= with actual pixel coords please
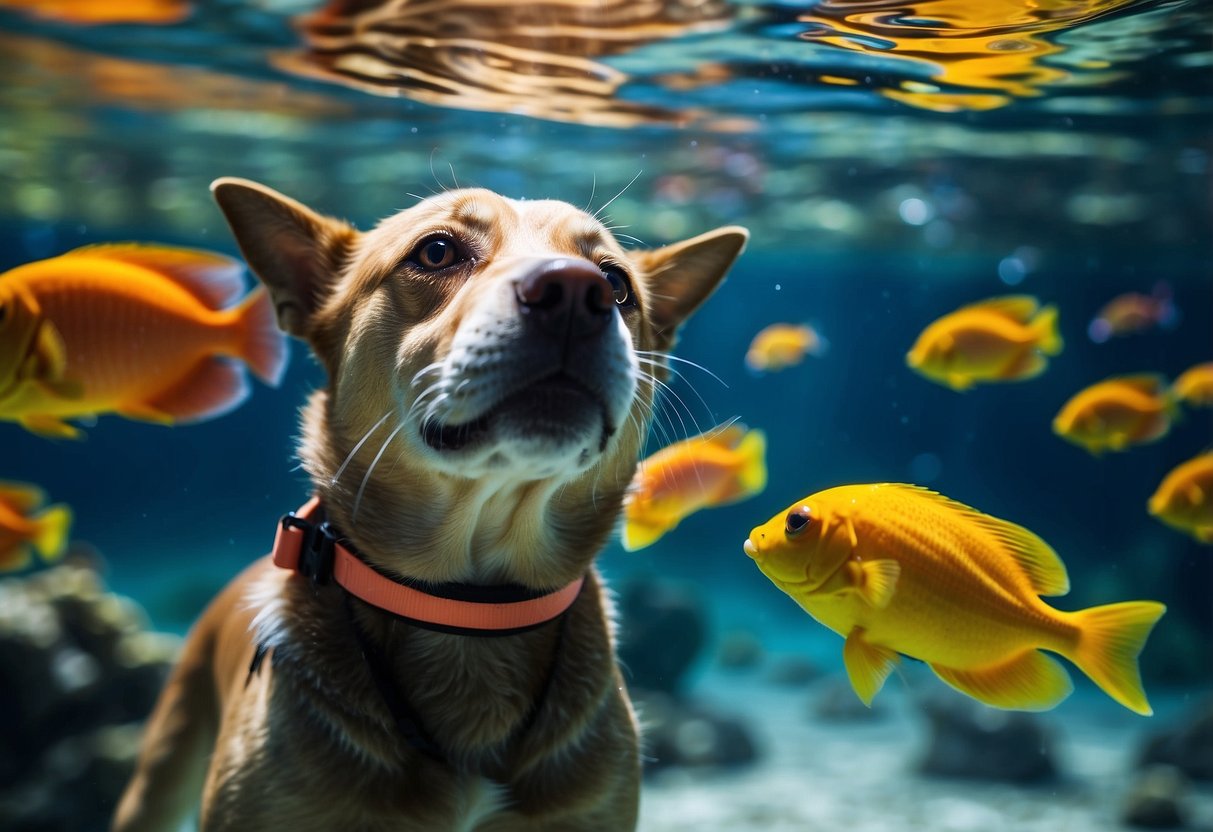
left=744, top=484, right=1165, bottom=714
left=1149, top=453, right=1213, bottom=543
left=746, top=323, right=826, bottom=373
left=907, top=295, right=1062, bottom=391
left=1053, top=374, right=1176, bottom=455
left=0, top=481, right=72, bottom=572
left=0, top=244, right=288, bottom=438
left=1173, top=362, right=1213, bottom=408
left=623, top=423, right=766, bottom=550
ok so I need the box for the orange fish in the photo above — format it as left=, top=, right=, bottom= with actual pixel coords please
left=907, top=295, right=1062, bottom=391
left=0, top=0, right=189, bottom=25
left=623, top=423, right=766, bottom=550
left=1088, top=283, right=1177, bottom=343
left=746, top=323, right=827, bottom=372
left=0, top=244, right=288, bottom=439
left=0, top=481, right=72, bottom=572
left=1173, top=362, right=1213, bottom=408
left=1053, top=375, right=1176, bottom=455
left=745, top=483, right=1165, bottom=714
left=1149, top=453, right=1213, bottom=543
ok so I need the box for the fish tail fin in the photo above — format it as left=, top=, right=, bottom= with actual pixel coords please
left=736, top=430, right=767, bottom=497
left=234, top=286, right=289, bottom=387
left=32, top=504, right=72, bottom=562
left=1031, top=304, right=1063, bottom=356
left=1067, top=601, right=1166, bottom=715
left=621, top=518, right=668, bottom=551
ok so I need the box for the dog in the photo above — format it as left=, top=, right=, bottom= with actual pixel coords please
left=111, top=178, right=747, bottom=831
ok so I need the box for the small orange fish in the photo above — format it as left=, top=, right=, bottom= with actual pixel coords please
left=0, top=481, right=72, bottom=572
left=0, top=244, right=288, bottom=438
left=746, top=323, right=826, bottom=372
left=907, top=295, right=1062, bottom=391
left=1173, top=362, right=1213, bottom=408
left=1148, top=453, right=1213, bottom=543
left=0, top=0, right=189, bottom=25
left=1088, top=282, right=1177, bottom=343
left=745, top=484, right=1165, bottom=714
left=623, top=423, right=766, bottom=550
left=1053, top=375, right=1176, bottom=455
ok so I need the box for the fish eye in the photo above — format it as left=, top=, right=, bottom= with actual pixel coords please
left=785, top=506, right=812, bottom=537
left=600, top=264, right=635, bottom=309
left=408, top=234, right=464, bottom=271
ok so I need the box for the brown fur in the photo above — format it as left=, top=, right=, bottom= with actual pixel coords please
left=112, top=180, right=747, bottom=831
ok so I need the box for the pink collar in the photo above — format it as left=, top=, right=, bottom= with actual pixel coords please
left=271, top=497, right=585, bottom=634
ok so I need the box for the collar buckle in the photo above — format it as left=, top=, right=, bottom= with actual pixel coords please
left=280, top=513, right=338, bottom=585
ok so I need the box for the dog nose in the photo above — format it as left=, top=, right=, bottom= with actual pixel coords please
left=515, top=259, right=614, bottom=337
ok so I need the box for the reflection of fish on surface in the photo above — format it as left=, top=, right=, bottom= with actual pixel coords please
left=1053, top=374, right=1176, bottom=455
left=272, top=0, right=733, bottom=128
left=1149, top=452, right=1213, bottom=543
left=623, top=423, right=766, bottom=550
left=745, top=323, right=827, bottom=373
left=799, top=0, right=1138, bottom=112
left=907, top=295, right=1062, bottom=391
left=745, top=483, right=1165, bottom=714
left=0, top=481, right=72, bottom=572
left=1088, top=282, right=1177, bottom=343
left=1173, top=362, right=1213, bottom=408
left=0, top=0, right=189, bottom=25
left=0, top=244, right=288, bottom=439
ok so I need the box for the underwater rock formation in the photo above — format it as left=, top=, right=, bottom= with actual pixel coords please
left=915, top=694, right=1059, bottom=783
left=1121, top=765, right=1190, bottom=829
left=0, top=558, right=178, bottom=831
left=635, top=690, right=758, bottom=772
left=617, top=578, right=760, bottom=773
left=765, top=655, right=822, bottom=688
left=617, top=578, right=707, bottom=695
left=1139, top=697, right=1213, bottom=782
left=716, top=629, right=765, bottom=671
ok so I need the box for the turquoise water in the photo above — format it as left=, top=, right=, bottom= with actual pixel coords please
left=1, top=0, right=1210, bottom=828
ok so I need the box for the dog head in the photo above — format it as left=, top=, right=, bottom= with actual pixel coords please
left=213, top=179, right=746, bottom=586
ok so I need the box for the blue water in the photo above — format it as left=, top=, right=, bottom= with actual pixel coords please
left=0, top=0, right=1211, bottom=826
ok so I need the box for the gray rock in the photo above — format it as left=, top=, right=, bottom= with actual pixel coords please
left=1122, top=765, right=1189, bottom=829
left=716, top=630, right=764, bottom=671
left=1139, top=698, right=1213, bottom=782
left=0, top=561, right=178, bottom=832
left=636, top=690, right=759, bottom=772
left=915, top=694, right=1059, bottom=783
left=617, top=579, right=707, bottom=695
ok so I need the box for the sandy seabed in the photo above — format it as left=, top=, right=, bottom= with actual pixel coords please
left=638, top=667, right=1213, bottom=832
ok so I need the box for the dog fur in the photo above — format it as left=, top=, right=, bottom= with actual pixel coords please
left=111, top=179, right=747, bottom=831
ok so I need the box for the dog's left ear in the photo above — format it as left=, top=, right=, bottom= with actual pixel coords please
left=631, top=226, right=749, bottom=352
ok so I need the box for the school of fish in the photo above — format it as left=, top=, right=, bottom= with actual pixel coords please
left=0, top=231, right=1201, bottom=724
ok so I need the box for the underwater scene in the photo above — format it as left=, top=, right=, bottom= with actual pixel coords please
left=1, top=0, right=1211, bottom=829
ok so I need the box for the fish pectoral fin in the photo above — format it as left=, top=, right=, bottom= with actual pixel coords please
left=842, top=628, right=899, bottom=707
left=19, top=415, right=83, bottom=440
left=855, top=559, right=900, bottom=609
left=946, top=373, right=974, bottom=391
left=931, top=650, right=1073, bottom=711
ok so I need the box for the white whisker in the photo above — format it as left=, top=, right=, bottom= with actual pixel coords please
left=353, top=421, right=407, bottom=520
left=330, top=410, right=393, bottom=489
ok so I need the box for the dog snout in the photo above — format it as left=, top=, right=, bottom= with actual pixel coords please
left=515, top=259, right=614, bottom=338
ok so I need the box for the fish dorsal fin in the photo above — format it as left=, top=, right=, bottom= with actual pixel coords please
left=63, top=244, right=246, bottom=309
left=0, top=481, right=45, bottom=513
left=1109, top=374, right=1167, bottom=396
left=965, top=295, right=1039, bottom=323
left=888, top=484, right=1070, bottom=596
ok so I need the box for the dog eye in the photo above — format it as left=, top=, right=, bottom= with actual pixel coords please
left=600, top=264, right=634, bottom=308
left=409, top=235, right=462, bottom=271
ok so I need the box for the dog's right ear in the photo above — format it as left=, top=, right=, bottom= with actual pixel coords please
left=210, top=177, right=356, bottom=339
